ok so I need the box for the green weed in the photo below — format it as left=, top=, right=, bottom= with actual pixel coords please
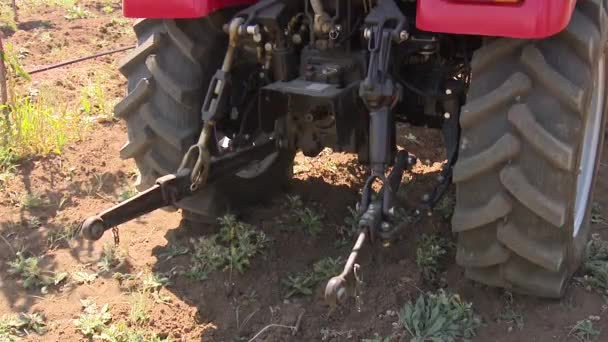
left=579, top=234, right=608, bottom=295
left=0, top=312, right=46, bottom=340
left=20, top=192, right=48, bottom=209
left=398, top=290, right=481, bottom=342
left=591, top=202, right=608, bottom=226
left=117, top=186, right=138, bottom=202
left=158, top=243, right=189, bottom=261
left=186, top=215, right=268, bottom=280
left=72, top=271, right=98, bottom=285
left=143, top=273, right=170, bottom=293
left=65, top=6, right=93, bottom=20
left=74, top=299, right=112, bottom=337
left=416, top=234, right=451, bottom=285
left=282, top=272, right=317, bottom=298
left=0, top=2, right=17, bottom=33
left=8, top=252, right=67, bottom=292
left=286, top=195, right=323, bottom=236
left=434, top=193, right=455, bottom=221
left=80, top=79, right=115, bottom=122
left=282, top=256, right=343, bottom=298
left=98, top=320, right=170, bottom=342
left=498, top=291, right=524, bottom=331
left=98, top=243, right=124, bottom=273
left=569, top=317, right=601, bottom=342
left=1, top=95, right=82, bottom=159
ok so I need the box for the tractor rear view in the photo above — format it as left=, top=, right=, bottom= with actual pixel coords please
left=81, top=0, right=608, bottom=302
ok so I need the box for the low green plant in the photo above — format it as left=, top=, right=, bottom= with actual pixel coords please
left=158, top=243, right=189, bottom=261
left=186, top=215, right=268, bottom=280
left=117, top=187, right=138, bottom=202
left=80, top=79, right=114, bottom=122
left=98, top=320, right=170, bottom=342
left=74, top=299, right=112, bottom=337
left=282, top=272, right=317, bottom=298
left=0, top=2, right=17, bottom=33
left=312, top=256, right=343, bottom=282
left=143, top=273, right=170, bottom=293
left=0, top=312, right=46, bottom=340
left=285, top=195, right=324, bottom=236
left=569, top=317, right=601, bottom=342
left=283, top=256, right=343, bottom=298
left=591, top=202, right=608, bottom=226
left=434, top=193, right=455, bottom=220
left=498, top=291, right=524, bottom=331
left=21, top=193, right=48, bottom=209
left=296, top=207, right=323, bottom=236
left=65, top=6, right=93, bottom=20
left=72, top=271, right=98, bottom=285
left=416, top=234, right=450, bottom=285
left=8, top=252, right=67, bottom=292
left=398, top=290, right=481, bottom=342
left=578, top=234, right=608, bottom=295
left=98, top=243, right=124, bottom=273
left=1, top=94, right=82, bottom=159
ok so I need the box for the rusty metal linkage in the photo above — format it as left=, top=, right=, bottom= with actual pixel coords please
left=81, top=137, right=277, bottom=241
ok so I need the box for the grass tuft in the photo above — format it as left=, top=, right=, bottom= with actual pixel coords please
left=398, top=290, right=481, bottom=342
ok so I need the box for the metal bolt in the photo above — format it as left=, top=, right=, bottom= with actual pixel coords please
left=246, top=25, right=260, bottom=35
left=363, top=28, right=371, bottom=40
left=381, top=222, right=391, bottom=232
left=399, top=30, right=409, bottom=41
left=444, top=112, right=451, bottom=119
left=253, top=33, right=262, bottom=42
left=264, top=42, right=273, bottom=52
left=422, top=193, right=430, bottom=202
left=292, top=34, right=302, bottom=45
left=445, top=89, right=452, bottom=95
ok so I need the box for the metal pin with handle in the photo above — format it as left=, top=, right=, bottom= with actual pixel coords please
left=324, top=230, right=367, bottom=307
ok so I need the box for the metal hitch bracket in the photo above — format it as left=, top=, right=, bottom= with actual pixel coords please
left=324, top=150, right=416, bottom=307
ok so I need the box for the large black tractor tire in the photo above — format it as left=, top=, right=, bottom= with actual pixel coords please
left=452, top=0, right=608, bottom=297
left=115, top=14, right=294, bottom=222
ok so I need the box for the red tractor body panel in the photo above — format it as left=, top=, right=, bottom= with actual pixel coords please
left=416, top=0, right=577, bottom=38
left=123, top=0, right=577, bottom=39
left=123, top=0, right=256, bottom=18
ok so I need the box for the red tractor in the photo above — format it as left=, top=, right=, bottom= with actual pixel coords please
left=82, top=0, right=608, bottom=303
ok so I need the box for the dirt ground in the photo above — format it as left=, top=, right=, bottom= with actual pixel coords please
left=3, top=1, right=608, bottom=341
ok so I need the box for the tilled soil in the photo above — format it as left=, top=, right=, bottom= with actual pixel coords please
left=2, top=2, right=608, bottom=341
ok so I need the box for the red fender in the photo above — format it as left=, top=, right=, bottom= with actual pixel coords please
left=416, top=0, right=577, bottom=39
left=123, top=0, right=257, bottom=18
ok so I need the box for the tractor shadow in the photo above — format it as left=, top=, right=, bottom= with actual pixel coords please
left=0, top=155, right=134, bottom=312
left=149, top=146, right=448, bottom=340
